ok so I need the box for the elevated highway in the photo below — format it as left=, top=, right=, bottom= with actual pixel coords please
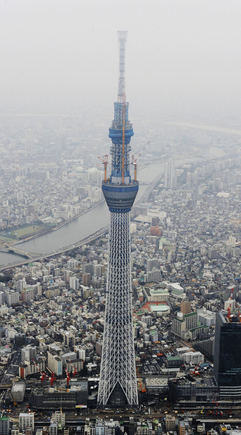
left=0, top=245, right=37, bottom=260
left=0, top=227, right=108, bottom=271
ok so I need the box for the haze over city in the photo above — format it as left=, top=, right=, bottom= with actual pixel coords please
left=1, top=1, right=241, bottom=434
left=0, top=0, right=241, bottom=122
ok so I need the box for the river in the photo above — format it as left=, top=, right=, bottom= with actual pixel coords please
left=0, top=161, right=164, bottom=268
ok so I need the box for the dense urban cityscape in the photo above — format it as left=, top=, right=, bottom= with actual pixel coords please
left=1, top=1, right=241, bottom=434
left=1, top=114, right=241, bottom=433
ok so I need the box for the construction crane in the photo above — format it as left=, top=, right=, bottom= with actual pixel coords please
left=50, top=371, right=56, bottom=386
left=227, top=306, right=231, bottom=321
left=131, top=155, right=137, bottom=182
left=98, top=154, right=108, bottom=182
left=191, top=366, right=200, bottom=376
left=136, top=365, right=146, bottom=393
left=65, top=369, right=70, bottom=388
left=40, top=372, right=47, bottom=384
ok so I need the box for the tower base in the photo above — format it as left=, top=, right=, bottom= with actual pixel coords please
left=97, top=211, right=139, bottom=407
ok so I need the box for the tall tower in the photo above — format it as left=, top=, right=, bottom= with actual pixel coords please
left=97, top=31, right=139, bottom=407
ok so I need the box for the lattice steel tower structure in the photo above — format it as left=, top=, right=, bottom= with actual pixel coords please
left=97, top=31, right=139, bottom=407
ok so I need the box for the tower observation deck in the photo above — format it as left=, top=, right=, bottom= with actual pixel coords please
left=97, top=31, right=139, bottom=407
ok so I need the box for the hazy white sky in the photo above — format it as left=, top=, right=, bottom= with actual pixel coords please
left=0, top=0, right=240, bottom=121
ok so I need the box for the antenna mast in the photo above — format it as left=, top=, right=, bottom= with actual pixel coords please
left=118, top=31, right=128, bottom=184
left=118, top=31, right=127, bottom=103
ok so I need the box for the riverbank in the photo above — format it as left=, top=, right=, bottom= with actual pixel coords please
left=13, top=199, right=105, bottom=246
left=5, top=160, right=156, bottom=249
left=0, top=159, right=166, bottom=269
left=0, top=226, right=108, bottom=272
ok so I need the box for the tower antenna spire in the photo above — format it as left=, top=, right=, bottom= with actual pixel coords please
left=117, top=31, right=127, bottom=102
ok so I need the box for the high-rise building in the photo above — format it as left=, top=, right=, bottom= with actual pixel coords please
left=97, top=31, right=139, bottom=407
left=47, top=350, right=63, bottom=376
left=69, top=276, right=80, bottom=291
left=19, top=412, right=34, bottom=432
left=180, top=300, right=191, bottom=315
left=214, top=310, right=241, bottom=398
left=5, top=289, right=19, bottom=306
left=165, top=415, right=176, bottom=432
left=21, top=345, right=37, bottom=363
left=0, top=291, right=5, bottom=305
left=51, top=410, right=65, bottom=430
left=164, top=159, right=176, bottom=189
left=172, top=311, right=208, bottom=340
left=0, top=416, right=9, bottom=435
left=49, top=423, right=58, bottom=435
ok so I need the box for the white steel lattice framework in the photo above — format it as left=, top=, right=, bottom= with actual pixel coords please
left=97, top=212, right=138, bottom=406
left=98, top=31, right=139, bottom=406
